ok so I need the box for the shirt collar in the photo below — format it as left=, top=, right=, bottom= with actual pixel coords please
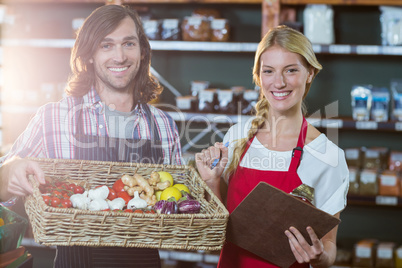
left=82, top=86, right=142, bottom=114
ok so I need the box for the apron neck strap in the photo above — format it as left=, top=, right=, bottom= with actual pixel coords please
left=289, top=116, right=308, bottom=172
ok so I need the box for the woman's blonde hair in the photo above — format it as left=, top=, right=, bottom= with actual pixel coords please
left=224, top=25, right=322, bottom=180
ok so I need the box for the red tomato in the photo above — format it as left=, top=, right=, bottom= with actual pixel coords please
left=107, top=188, right=117, bottom=201
left=73, top=185, right=85, bottom=194
left=61, top=199, right=72, bottom=208
left=51, top=197, right=61, bottom=207
left=124, top=209, right=133, bottom=213
left=113, top=179, right=125, bottom=193
left=145, top=209, right=156, bottom=214
left=42, top=195, right=51, bottom=205
left=68, top=183, right=76, bottom=191
left=102, top=208, right=110, bottom=211
left=53, top=190, right=62, bottom=197
left=134, top=209, right=144, bottom=213
left=117, top=191, right=131, bottom=204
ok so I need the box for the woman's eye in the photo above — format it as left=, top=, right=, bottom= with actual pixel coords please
left=262, top=69, right=273, bottom=74
left=287, top=68, right=298, bottom=73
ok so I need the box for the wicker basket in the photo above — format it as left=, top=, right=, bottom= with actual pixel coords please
left=24, top=158, right=228, bottom=251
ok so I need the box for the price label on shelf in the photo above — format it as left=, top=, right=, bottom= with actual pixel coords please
left=356, top=45, right=380, bottom=55
left=312, top=44, right=322, bottom=54
left=329, top=45, right=351, bottom=54
left=321, top=119, right=343, bottom=129
left=355, top=121, right=378, bottom=130
left=375, top=196, right=398, bottom=206
left=395, top=122, right=402, bottom=131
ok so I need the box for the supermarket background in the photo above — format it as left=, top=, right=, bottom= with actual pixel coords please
left=0, top=0, right=402, bottom=267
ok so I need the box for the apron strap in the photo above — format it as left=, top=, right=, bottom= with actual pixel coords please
left=288, top=116, right=308, bottom=172
left=140, top=103, right=161, bottom=142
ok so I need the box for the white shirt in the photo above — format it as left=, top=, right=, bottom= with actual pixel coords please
left=222, top=119, right=349, bottom=216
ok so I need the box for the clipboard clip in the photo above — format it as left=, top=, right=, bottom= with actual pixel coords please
left=292, top=146, right=303, bottom=158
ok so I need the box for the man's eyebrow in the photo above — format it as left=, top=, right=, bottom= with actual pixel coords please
left=101, top=35, right=139, bottom=42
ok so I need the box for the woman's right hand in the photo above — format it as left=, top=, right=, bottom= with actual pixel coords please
left=195, top=142, right=229, bottom=186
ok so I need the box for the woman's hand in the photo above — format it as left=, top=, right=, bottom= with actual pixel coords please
left=195, top=142, right=229, bottom=197
left=285, top=224, right=337, bottom=268
left=0, top=157, right=45, bottom=200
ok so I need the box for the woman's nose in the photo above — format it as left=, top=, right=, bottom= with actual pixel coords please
left=274, top=73, right=286, bottom=88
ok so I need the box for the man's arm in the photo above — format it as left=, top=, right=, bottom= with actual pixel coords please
left=0, top=157, right=46, bottom=201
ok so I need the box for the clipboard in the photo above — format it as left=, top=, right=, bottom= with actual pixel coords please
left=226, top=182, right=341, bottom=268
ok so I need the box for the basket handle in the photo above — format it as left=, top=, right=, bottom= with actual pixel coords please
left=28, top=174, right=39, bottom=188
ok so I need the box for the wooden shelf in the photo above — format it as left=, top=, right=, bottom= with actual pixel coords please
left=348, top=195, right=402, bottom=207
left=2, top=39, right=402, bottom=56
left=4, top=0, right=261, bottom=3
left=4, top=0, right=402, bottom=4
left=281, top=0, right=402, bottom=6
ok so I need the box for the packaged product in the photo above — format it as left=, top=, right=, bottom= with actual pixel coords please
left=175, top=96, right=197, bottom=112
left=376, top=242, right=396, bottom=268
left=362, top=147, right=389, bottom=170
left=390, top=79, right=402, bottom=121
left=351, top=85, right=373, bottom=121
left=241, top=89, right=260, bottom=115
left=303, top=5, right=334, bottom=44
left=72, top=18, right=85, bottom=38
left=371, top=87, right=390, bottom=122
left=181, top=16, right=211, bottom=41
left=190, top=80, right=210, bottom=97
left=379, top=6, right=402, bottom=46
left=211, top=19, right=230, bottom=42
left=217, top=89, right=235, bottom=114
left=359, top=169, right=378, bottom=196
left=142, top=19, right=160, bottom=40
left=348, top=167, right=360, bottom=195
left=378, top=170, right=400, bottom=197
left=192, top=8, right=221, bottom=21
left=353, top=239, right=377, bottom=267
left=389, top=151, right=402, bottom=172
left=345, top=147, right=363, bottom=169
left=198, top=89, right=218, bottom=113
left=396, top=246, right=402, bottom=268
left=161, top=18, right=180, bottom=40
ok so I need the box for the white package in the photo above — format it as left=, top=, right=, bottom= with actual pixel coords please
left=380, top=6, right=402, bottom=46
left=303, top=5, right=334, bottom=44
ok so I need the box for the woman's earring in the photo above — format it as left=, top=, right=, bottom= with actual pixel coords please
left=89, top=59, right=93, bottom=64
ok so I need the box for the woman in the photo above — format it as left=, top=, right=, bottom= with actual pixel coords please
left=196, top=25, right=349, bottom=268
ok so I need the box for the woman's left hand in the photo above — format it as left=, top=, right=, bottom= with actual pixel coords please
left=285, top=226, right=328, bottom=265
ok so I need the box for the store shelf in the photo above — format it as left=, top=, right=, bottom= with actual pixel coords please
left=2, top=39, right=402, bottom=56
left=320, top=118, right=402, bottom=131
left=4, top=0, right=402, bottom=5
left=21, top=238, right=220, bottom=264
left=347, top=195, right=402, bottom=207
left=281, top=0, right=402, bottom=6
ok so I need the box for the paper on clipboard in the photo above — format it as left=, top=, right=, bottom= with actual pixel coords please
left=226, top=182, right=341, bottom=268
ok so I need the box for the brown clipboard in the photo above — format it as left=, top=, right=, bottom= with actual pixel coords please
left=226, top=182, right=341, bottom=268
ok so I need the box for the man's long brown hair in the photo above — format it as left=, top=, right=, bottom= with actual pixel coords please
left=66, top=5, right=162, bottom=104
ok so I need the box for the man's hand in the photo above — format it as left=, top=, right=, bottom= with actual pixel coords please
left=0, top=157, right=45, bottom=200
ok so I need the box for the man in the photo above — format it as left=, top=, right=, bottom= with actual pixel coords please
left=0, top=5, right=182, bottom=268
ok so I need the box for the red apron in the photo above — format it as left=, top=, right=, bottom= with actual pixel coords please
left=218, top=117, right=309, bottom=268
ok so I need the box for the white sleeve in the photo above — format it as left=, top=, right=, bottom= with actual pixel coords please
left=300, top=136, right=349, bottom=215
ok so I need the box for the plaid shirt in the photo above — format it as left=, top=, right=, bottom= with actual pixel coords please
left=1, top=87, right=182, bottom=165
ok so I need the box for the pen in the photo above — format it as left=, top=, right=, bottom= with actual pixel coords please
left=210, top=141, right=230, bottom=169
